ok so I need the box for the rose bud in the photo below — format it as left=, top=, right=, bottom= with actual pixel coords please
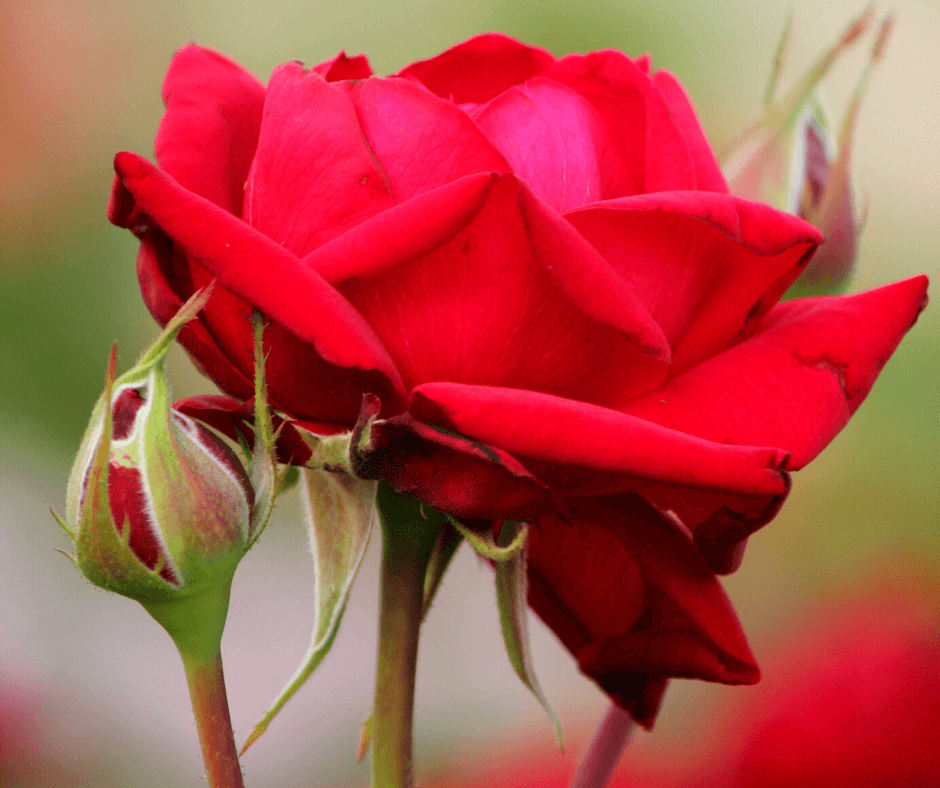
left=54, top=287, right=277, bottom=660
left=724, top=10, right=893, bottom=296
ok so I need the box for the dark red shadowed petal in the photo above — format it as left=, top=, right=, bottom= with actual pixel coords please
left=397, top=33, right=556, bottom=105
left=641, top=483, right=791, bottom=575
left=341, top=76, right=510, bottom=202
left=528, top=494, right=758, bottom=728
left=338, top=175, right=670, bottom=408
left=651, top=70, right=729, bottom=194
left=242, top=62, right=396, bottom=258
left=565, top=191, right=821, bottom=361
left=155, top=44, right=265, bottom=216
left=409, top=383, right=790, bottom=499
left=111, top=152, right=407, bottom=419
left=107, top=463, right=179, bottom=585
left=546, top=50, right=697, bottom=196
left=172, top=395, right=346, bottom=467
left=356, top=413, right=558, bottom=520
left=112, top=388, right=145, bottom=441
left=313, top=51, right=373, bottom=81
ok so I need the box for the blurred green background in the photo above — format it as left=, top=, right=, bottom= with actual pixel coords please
left=1, top=1, right=937, bottom=786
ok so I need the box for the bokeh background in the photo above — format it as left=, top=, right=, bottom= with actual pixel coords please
left=2, top=1, right=937, bottom=786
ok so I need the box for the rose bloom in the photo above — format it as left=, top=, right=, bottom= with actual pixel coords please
left=108, top=34, right=928, bottom=726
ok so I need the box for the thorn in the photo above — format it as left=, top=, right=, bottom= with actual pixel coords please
left=356, top=712, right=372, bottom=762
left=50, top=507, right=73, bottom=541
left=53, top=547, right=78, bottom=567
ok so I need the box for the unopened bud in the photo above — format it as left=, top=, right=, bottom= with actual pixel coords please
left=56, top=288, right=278, bottom=660
left=723, top=9, right=891, bottom=297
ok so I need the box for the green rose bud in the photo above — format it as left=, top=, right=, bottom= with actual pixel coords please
left=722, top=9, right=894, bottom=297
left=55, top=286, right=278, bottom=662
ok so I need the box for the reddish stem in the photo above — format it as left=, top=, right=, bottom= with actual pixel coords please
left=183, top=651, right=246, bottom=788
left=570, top=702, right=635, bottom=788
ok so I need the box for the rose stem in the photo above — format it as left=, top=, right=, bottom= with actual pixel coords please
left=371, top=483, right=439, bottom=788
left=570, top=702, right=636, bottom=788
left=183, top=650, right=246, bottom=788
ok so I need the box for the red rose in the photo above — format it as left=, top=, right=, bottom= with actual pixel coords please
left=108, top=35, right=927, bottom=725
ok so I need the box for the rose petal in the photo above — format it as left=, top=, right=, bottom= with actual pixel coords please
left=468, top=77, right=610, bottom=212
left=154, top=44, right=265, bottom=216
left=339, top=176, right=671, bottom=407
left=303, top=172, right=498, bottom=283
left=566, top=191, right=821, bottom=364
left=357, top=414, right=558, bottom=519
left=528, top=494, right=758, bottom=727
left=342, top=76, right=510, bottom=201
left=625, top=276, right=929, bottom=572
left=408, top=382, right=790, bottom=498
left=313, top=51, right=373, bottom=81
left=111, top=151, right=407, bottom=420
left=242, top=62, right=395, bottom=257
left=398, top=32, right=556, bottom=105
left=135, top=228, right=255, bottom=400
left=626, top=276, right=930, bottom=469
left=652, top=70, right=729, bottom=194
left=547, top=50, right=697, bottom=195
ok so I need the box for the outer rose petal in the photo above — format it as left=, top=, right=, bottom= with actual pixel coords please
left=626, top=277, right=930, bottom=469
left=155, top=44, right=265, bottom=216
left=528, top=495, right=758, bottom=727
left=338, top=175, right=671, bottom=407
left=398, top=32, right=556, bottom=105
left=625, top=276, right=929, bottom=572
left=651, top=70, right=729, bottom=194
left=408, top=382, right=790, bottom=499
left=566, top=192, right=821, bottom=363
left=358, top=414, right=558, bottom=519
left=110, top=151, right=407, bottom=421
left=135, top=228, right=254, bottom=400
left=546, top=50, right=697, bottom=195
left=243, top=62, right=395, bottom=257
left=313, top=51, right=373, bottom=81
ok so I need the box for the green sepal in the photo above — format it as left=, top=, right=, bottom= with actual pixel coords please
left=74, top=346, right=180, bottom=602
left=246, top=313, right=280, bottom=549
left=446, top=515, right=527, bottom=562
left=240, top=469, right=377, bottom=755
left=422, top=520, right=464, bottom=619
left=493, top=520, right=563, bottom=749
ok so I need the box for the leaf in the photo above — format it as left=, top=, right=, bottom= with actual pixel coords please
left=493, top=520, right=563, bottom=749
left=241, top=469, right=377, bottom=754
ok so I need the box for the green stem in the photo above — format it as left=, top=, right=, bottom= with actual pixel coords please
left=183, top=650, right=245, bottom=788
left=371, top=483, right=441, bottom=788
